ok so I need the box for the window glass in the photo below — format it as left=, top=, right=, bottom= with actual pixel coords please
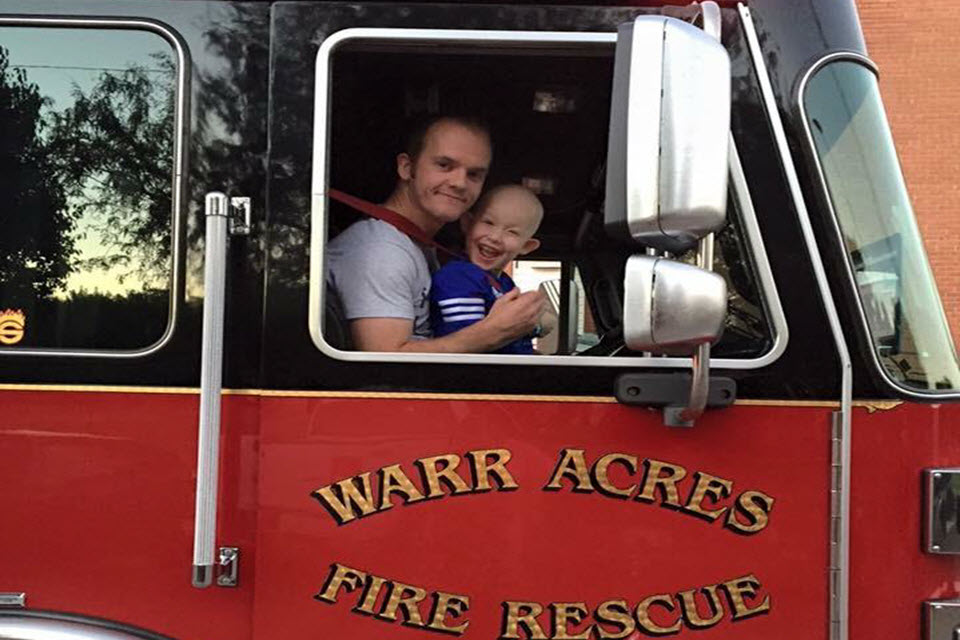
left=0, top=26, right=178, bottom=351
left=317, top=37, right=776, bottom=364
left=804, top=61, right=960, bottom=392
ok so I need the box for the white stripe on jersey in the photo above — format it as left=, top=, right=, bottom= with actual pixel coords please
left=437, top=297, right=484, bottom=307
left=443, top=313, right=485, bottom=322
left=440, top=305, right=485, bottom=315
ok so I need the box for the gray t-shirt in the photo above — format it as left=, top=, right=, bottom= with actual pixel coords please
left=326, top=218, right=438, bottom=339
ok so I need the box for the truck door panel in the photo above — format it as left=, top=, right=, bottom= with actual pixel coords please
left=259, top=4, right=835, bottom=638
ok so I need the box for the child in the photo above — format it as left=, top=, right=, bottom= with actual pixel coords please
left=430, top=184, right=546, bottom=354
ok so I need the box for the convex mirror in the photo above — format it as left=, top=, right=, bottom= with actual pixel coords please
left=623, top=256, right=726, bottom=352
left=605, top=15, right=730, bottom=252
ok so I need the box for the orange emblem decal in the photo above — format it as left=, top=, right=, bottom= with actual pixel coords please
left=0, top=309, right=26, bottom=345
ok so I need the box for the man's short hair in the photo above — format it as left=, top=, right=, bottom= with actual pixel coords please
left=404, top=114, right=492, bottom=161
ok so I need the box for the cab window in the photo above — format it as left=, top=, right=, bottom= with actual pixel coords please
left=0, top=23, right=182, bottom=353
left=803, top=60, right=960, bottom=393
left=311, top=32, right=780, bottom=366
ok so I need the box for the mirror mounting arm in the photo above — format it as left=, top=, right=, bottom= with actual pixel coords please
left=667, top=2, right=722, bottom=427
left=664, top=342, right=710, bottom=426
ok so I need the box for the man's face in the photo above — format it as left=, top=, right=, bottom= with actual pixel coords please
left=398, top=121, right=491, bottom=227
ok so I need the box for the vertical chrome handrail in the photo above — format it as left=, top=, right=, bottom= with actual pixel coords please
left=192, top=192, right=230, bottom=588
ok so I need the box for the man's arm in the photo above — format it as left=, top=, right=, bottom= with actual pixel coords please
left=351, top=288, right=544, bottom=353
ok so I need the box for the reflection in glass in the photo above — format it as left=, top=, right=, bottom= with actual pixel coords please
left=804, top=61, right=960, bottom=392
left=0, top=26, right=177, bottom=350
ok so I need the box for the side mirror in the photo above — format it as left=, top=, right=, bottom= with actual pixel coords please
left=605, top=14, right=730, bottom=252
left=623, top=255, right=726, bottom=352
left=606, top=5, right=731, bottom=427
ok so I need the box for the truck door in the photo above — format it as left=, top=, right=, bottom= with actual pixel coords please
left=257, top=3, right=839, bottom=639
left=0, top=2, right=268, bottom=638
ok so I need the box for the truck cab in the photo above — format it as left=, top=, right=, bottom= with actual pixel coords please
left=1, top=1, right=959, bottom=639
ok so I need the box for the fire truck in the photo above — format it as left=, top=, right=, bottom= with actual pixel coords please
left=2, top=0, right=959, bottom=638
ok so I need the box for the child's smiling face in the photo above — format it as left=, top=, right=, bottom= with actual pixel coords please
left=463, top=186, right=543, bottom=275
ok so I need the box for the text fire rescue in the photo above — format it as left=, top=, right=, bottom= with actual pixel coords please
left=317, top=562, right=770, bottom=638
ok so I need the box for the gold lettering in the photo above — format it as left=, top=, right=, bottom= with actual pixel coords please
left=312, top=473, right=377, bottom=524
left=677, top=585, right=724, bottom=629
left=725, top=491, right=775, bottom=534
left=427, top=592, right=471, bottom=635
left=544, top=449, right=593, bottom=492
left=415, top=454, right=472, bottom=498
left=378, top=464, right=426, bottom=511
left=551, top=602, right=592, bottom=639
left=682, top=472, right=733, bottom=522
left=595, top=600, right=635, bottom=639
left=720, top=574, right=770, bottom=620
left=467, top=449, right=519, bottom=492
left=354, top=574, right=387, bottom=615
left=378, top=581, right=428, bottom=627
left=501, top=601, right=548, bottom=639
left=591, top=453, right=638, bottom=499
left=315, top=563, right=366, bottom=603
left=635, top=594, right=681, bottom=636
left=636, top=460, right=687, bottom=508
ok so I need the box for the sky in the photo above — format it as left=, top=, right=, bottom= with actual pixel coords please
left=2, top=25, right=174, bottom=297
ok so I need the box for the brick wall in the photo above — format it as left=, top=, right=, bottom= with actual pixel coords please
left=857, top=0, right=960, bottom=343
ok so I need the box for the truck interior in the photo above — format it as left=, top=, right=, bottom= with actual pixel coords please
left=323, top=39, right=774, bottom=359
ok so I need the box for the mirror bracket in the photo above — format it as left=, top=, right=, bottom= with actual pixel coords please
left=614, top=372, right=736, bottom=426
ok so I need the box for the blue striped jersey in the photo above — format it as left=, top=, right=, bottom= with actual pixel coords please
left=429, top=260, right=534, bottom=354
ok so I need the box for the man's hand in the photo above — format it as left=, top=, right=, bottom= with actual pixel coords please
left=480, top=288, right=545, bottom=346
left=538, top=305, right=558, bottom=338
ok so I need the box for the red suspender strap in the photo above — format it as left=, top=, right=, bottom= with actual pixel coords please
left=327, top=188, right=502, bottom=292
left=327, top=188, right=461, bottom=261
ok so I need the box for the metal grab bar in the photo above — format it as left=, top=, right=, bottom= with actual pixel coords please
left=192, top=192, right=229, bottom=588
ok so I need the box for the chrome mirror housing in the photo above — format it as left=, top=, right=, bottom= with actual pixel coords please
left=605, top=15, right=730, bottom=252
left=623, top=255, right=726, bottom=352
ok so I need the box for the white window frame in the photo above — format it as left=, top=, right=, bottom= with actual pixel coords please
left=309, top=27, right=788, bottom=369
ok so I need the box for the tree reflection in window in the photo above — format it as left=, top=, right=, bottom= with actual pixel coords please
left=0, top=27, right=177, bottom=351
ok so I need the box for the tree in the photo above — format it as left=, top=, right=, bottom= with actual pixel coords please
left=45, top=54, right=176, bottom=284
left=0, top=46, right=74, bottom=300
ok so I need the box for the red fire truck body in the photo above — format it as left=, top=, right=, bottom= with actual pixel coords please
left=2, top=1, right=959, bottom=640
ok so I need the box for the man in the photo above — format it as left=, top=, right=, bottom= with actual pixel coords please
left=326, top=116, right=544, bottom=352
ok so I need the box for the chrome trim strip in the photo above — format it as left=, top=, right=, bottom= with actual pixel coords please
left=309, top=26, right=787, bottom=369
left=0, top=16, right=187, bottom=359
left=0, top=594, right=24, bottom=608
left=738, top=6, right=853, bottom=640
left=728, top=134, right=789, bottom=365
left=796, top=53, right=960, bottom=401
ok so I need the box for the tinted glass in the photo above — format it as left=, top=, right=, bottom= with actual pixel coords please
left=0, top=26, right=178, bottom=351
left=804, top=61, right=960, bottom=392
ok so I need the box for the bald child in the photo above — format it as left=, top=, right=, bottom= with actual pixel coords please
left=430, top=185, right=546, bottom=354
